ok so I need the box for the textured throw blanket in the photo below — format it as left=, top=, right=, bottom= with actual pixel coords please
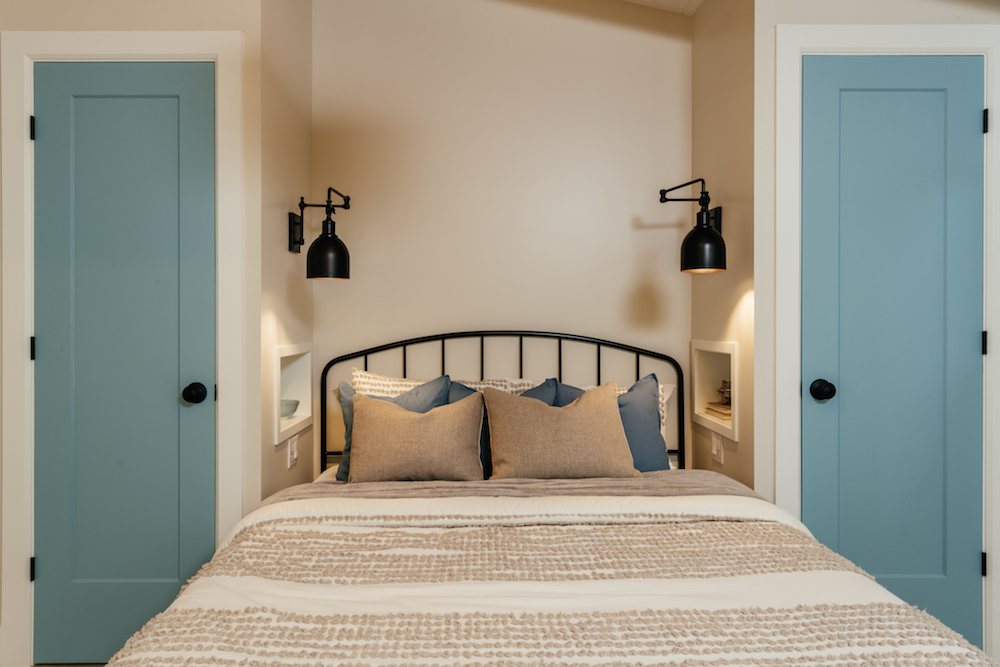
left=108, top=472, right=996, bottom=666
left=261, top=469, right=762, bottom=505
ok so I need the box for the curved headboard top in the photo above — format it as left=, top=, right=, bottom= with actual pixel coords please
left=320, top=330, right=685, bottom=470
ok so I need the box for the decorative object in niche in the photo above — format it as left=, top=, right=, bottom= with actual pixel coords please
left=715, top=380, right=731, bottom=405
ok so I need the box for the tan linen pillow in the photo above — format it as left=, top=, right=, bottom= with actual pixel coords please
left=484, top=382, right=641, bottom=480
left=348, top=392, right=485, bottom=483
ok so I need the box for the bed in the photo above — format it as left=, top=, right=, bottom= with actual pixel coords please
left=107, top=331, right=997, bottom=666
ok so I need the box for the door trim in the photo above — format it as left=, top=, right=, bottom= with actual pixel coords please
left=772, top=24, right=1000, bottom=654
left=1, top=31, right=244, bottom=666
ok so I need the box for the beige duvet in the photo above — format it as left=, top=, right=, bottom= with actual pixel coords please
left=108, top=472, right=996, bottom=666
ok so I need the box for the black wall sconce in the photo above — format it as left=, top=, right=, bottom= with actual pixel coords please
left=659, top=178, right=725, bottom=273
left=289, top=187, right=351, bottom=279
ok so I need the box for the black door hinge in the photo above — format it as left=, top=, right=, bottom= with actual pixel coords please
left=983, top=331, right=988, bottom=355
left=30, top=116, right=35, bottom=140
left=984, top=552, right=988, bottom=577
left=30, top=336, right=35, bottom=360
left=985, top=109, right=990, bottom=134
left=30, top=557, right=35, bottom=581
left=215, top=384, right=218, bottom=401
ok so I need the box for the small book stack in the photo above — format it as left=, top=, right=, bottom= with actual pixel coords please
left=706, top=402, right=732, bottom=420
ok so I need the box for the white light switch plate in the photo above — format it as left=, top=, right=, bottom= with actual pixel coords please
left=711, top=432, right=724, bottom=465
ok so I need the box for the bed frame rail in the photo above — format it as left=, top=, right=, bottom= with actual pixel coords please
left=320, top=330, right=685, bottom=470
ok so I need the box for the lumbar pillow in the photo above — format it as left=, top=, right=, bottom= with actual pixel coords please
left=348, top=392, right=485, bottom=483
left=483, top=382, right=641, bottom=480
left=336, top=374, right=452, bottom=482
left=551, top=374, right=668, bottom=472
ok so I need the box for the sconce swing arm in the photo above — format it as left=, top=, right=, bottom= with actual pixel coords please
left=659, top=178, right=710, bottom=210
left=289, top=187, right=351, bottom=253
left=298, top=186, right=351, bottom=219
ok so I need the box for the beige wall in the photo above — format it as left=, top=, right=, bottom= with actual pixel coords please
left=260, top=0, right=316, bottom=498
left=309, top=0, right=696, bottom=462
left=691, top=0, right=753, bottom=486
left=753, top=0, right=1000, bottom=501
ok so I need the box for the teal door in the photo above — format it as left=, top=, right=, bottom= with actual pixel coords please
left=33, top=62, right=216, bottom=663
left=801, top=56, right=984, bottom=646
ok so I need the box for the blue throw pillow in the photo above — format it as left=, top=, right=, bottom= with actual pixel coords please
left=552, top=374, right=668, bottom=473
left=521, top=378, right=559, bottom=404
left=336, top=374, right=452, bottom=482
left=451, top=378, right=558, bottom=478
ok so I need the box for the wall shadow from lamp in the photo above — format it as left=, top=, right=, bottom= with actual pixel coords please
left=630, top=215, right=688, bottom=231
left=288, top=186, right=352, bottom=279
left=658, top=178, right=725, bottom=273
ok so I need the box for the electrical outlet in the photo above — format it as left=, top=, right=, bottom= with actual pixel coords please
left=287, top=434, right=298, bottom=469
left=711, top=432, right=724, bottom=465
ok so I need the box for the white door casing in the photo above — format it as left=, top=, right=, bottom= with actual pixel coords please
left=1, top=31, right=245, bottom=666
left=770, top=24, right=1000, bottom=655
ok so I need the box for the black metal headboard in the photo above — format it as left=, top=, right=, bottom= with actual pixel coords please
left=320, top=330, right=685, bottom=470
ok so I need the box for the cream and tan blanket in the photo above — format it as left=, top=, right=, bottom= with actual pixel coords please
left=109, top=472, right=996, bottom=666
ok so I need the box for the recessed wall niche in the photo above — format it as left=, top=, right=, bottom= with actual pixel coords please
left=691, top=339, right=737, bottom=441
left=274, top=343, right=312, bottom=444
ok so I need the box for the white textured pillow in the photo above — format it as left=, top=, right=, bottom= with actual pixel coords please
left=349, top=368, right=424, bottom=396
left=351, top=368, right=538, bottom=397
left=659, top=384, right=677, bottom=469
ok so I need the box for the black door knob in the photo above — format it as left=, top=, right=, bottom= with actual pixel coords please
left=182, top=382, right=208, bottom=404
left=809, top=379, right=836, bottom=400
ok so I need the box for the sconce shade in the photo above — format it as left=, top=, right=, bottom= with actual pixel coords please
left=680, top=210, right=726, bottom=273
left=307, top=229, right=350, bottom=279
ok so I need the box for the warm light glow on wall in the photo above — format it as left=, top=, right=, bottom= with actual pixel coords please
left=730, top=287, right=754, bottom=333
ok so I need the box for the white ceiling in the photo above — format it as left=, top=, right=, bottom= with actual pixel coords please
left=617, top=0, right=704, bottom=16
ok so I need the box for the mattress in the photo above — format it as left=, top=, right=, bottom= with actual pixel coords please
left=108, top=470, right=996, bottom=666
